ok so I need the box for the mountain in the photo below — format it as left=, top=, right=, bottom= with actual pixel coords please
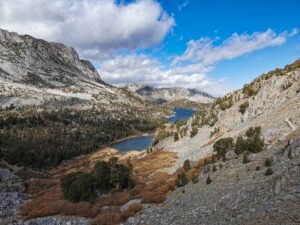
left=0, top=28, right=102, bottom=87
left=0, top=29, right=169, bottom=172
left=1, top=28, right=300, bottom=225
left=125, top=84, right=215, bottom=103
left=154, top=59, right=300, bottom=170
left=0, top=29, right=146, bottom=109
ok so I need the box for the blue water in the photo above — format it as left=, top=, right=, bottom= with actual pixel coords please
left=167, top=107, right=196, bottom=123
left=109, top=108, right=196, bottom=152
left=110, top=135, right=154, bottom=152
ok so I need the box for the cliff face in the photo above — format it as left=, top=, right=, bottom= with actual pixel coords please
left=0, top=29, right=102, bottom=87
left=125, top=84, right=215, bottom=103
left=0, top=29, right=149, bottom=109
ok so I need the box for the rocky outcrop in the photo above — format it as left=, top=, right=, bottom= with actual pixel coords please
left=125, top=84, right=215, bottom=103
left=0, top=167, right=28, bottom=224
left=0, top=28, right=102, bottom=87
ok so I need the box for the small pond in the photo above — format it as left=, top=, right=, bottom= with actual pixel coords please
left=109, top=135, right=154, bottom=152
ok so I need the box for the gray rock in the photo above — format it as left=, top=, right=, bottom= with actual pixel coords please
left=125, top=137, right=300, bottom=225
left=120, top=199, right=141, bottom=212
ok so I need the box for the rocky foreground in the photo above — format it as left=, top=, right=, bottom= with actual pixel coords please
left=0, top=164, right=91, bottom=225
left=126, top=135, right=300, bottom=225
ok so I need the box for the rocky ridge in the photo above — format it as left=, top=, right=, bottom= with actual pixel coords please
left=0, top=29, right=144, bottom=110
left=125, top=84, right=215, bottom=104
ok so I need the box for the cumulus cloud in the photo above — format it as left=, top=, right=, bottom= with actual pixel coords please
left=100, top=29, right=297, bottom=96
left=0, top=0, right=175, bottom=59
left=99, top=54, right=227, bottom=96
left=173, top=29, right=298, bottom=65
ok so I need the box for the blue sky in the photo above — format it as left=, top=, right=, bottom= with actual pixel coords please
left=0, top=0, right=299, bottom=96
left=144, top=0, right=300, bottom=91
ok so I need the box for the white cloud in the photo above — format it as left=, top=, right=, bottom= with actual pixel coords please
left=100, top=29, right=297, bottom=96
left=178, top=0, right=190, bottom=11
left=0, top=0, right=175, bottom=59
left=173, top=29, right=298, bottom=65
left=99, top=54, right=226, bottom=96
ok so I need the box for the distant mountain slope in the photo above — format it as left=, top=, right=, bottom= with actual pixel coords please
left=125, top=84, right=215, bottom=103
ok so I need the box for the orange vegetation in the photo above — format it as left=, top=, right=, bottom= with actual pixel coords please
left=20, top=147, right=177, bottom=223
left=20, top=144, right=209, bottom=224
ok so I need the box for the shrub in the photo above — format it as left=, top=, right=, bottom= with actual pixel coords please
left=248, top=134, right=264, bottom=153
left=239, top=101, right=249, bottom=114
left=190, top=126, right=198, bottom=138
left=282, top=82, right=292, bottom=91
left=216, top=96, right=234, bottom=111
left=235, top=127, right=264, bottom=154
left=183, top=159, right=191, bottom=171
left=192, top=173, right=199, bottom=184
left=152, top=130, right=171, bottom=146
left=256, top=166, right=260, bottom=171
left=222, top=154, right=227, bottom=162
left=61, top=158, right=134, bottom=202
left=212, top=165, right=217, bottom=172
left=174, top=132, right=179, bottom=142
left=206, top=176, right=212, bottom=184
left=264, top=158, right=272, bottom=167
left=245, top=127, right=261, bottom=138
left=175, top=119, right=188, bottom=130
left=242, top=84, right=257, bottom=97
left=176, top=172, right=189, bottom=187
left=96, top=158, right=134, bottom=191
left=243, top=152, right=250, bottom=164
left=94, top=161, right=111, bottom=192
left=213, top=137, right=234, bottom=159
left=210, top=127, right=220, bottom=137
left=61, top=172, right=96, bottom=203
left=234, top=136, right=246, bottom=155
left=265, top=168, right=273, bottom=176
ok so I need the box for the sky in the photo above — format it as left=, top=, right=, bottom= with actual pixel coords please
left=0, top=0, right=300, bottom=96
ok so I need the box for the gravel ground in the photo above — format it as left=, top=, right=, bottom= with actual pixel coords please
left=125, top=138, right=300, bottom=225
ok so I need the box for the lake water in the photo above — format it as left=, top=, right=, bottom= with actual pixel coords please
left=110, top=135, right=154, bottom=152
left=110, top=108, right=196, bottom=152
left=167, top=107, right=196, bottom=123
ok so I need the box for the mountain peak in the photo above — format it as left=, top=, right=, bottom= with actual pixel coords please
left=0, top=28, right=102, bottom=87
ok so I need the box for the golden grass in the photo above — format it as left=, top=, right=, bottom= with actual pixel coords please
left=122, top=203, right=142, bottom=219
left=21, top=182, right=98, bottom=220
left=91, top=211, right=122, bottom=225
left=96, top=191, right=131, bottom=207
left=141, top=192, right=166, bottom=204
left=20, top=147, right=178, bottom=221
